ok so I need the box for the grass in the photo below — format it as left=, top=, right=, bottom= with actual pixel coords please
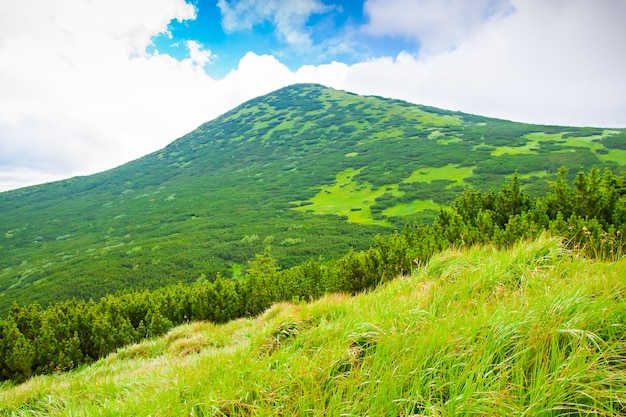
left=2, top=235, right=626, bottom=416
left=414, top=109, right=464, bottom=126
left=490, top=132, right=562, bottom=156
left=294, top=164, right=473, bottom=223
left=598, top=149, right=626, bottom=165
left=558, top=130, right=626, bottom=164
left=293, top=168, right=392, bottom=225
left=490, top=130, right=626, bottom=165
left=383, top=198, right=441, bottom=216
left=402, top=164, right=474, bottom=186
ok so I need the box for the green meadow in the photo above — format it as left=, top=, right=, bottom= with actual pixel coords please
left=293, top=164, right=473, bottom=224
left=293, top=168, right=393, bottom=225
left=2, top=237, right=625, bottom=416
left=402, top=164, right=473, bottom=186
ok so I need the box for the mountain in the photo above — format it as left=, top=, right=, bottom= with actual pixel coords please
left=1, top=83, right=625, bottom=311
left=2, top=237, right=625, bottom=415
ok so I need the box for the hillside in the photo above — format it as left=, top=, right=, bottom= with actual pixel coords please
left=1, top=83, right=625, bottom=311
left=2, top=236, right=625, bottom=415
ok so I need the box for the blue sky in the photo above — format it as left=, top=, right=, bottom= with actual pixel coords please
left=149, top=0, right=416, bottom=78
left=0, top=0, right=625, bottom=191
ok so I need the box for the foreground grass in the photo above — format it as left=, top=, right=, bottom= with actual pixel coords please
left=2, top=236, right=625, bottom=416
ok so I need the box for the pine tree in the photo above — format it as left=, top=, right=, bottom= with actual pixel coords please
left=3, top=321, right=36, bottom=381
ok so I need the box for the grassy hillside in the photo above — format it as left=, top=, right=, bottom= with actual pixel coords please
left=2, top=236, right=625, bottom=416
left=1, top=83, right=625, bottom=311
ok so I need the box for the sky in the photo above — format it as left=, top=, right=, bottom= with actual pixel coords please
left=0, top=0, right=625, bottom=192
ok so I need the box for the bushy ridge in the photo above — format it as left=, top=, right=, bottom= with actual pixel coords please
left=1, top=167, right=626, bottom=382
left=2, top=236, right=625, bottom=415
left=3, top=84, right=625, bottom=313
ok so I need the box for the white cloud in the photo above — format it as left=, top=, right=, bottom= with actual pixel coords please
left=0, top=0, right=211, bottom=191
left=362, top=0, right=513, bottom=54
left=217, top=0, right=331, bottom=46
left=0, top=0, right=195, bottom=55
left=0, top=167, right=69, bottom=192
left=221, top=0, right=626, bottom=128
left=222, top=52, right=296, bottom=96
left=187, top=40, right=216, bottom=67
left=349, top=0, right=626, bottom=128
left=0, top=1, right=300, bottom=192
left=0, top=0, right=625, bottom=192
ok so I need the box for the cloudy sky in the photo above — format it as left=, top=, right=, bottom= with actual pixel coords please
left=0, top=0, right=625, bottom=191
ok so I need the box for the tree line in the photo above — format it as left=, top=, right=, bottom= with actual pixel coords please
left=1, top=167, right=625, bottom=382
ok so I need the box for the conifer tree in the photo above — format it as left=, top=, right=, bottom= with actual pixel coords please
left=245, top=246, right=279, bottom=315
left=3, top=321, right=35, bottom=381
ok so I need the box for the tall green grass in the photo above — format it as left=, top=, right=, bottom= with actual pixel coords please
left=2, top=235, right=625, bottom=416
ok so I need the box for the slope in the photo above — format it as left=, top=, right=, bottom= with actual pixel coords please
left=1, top=83, right=625, bottom=311
left=2, top=236, right=625, bottom=415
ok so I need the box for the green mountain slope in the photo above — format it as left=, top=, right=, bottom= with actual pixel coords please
left=1, top=83, right=625, bottom=311
left=2, top=237, right=625, bottom=415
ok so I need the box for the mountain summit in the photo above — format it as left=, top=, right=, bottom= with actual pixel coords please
left=1, top=83, right=624, bottom=310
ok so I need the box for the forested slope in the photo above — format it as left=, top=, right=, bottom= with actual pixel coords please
left=2, top=84, right=625, bottom=312
left=1, top=167, right=625, bottom=382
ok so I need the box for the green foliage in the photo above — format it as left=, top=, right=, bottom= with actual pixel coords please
left=2, top=237, right=626, bottom=415
left=1, top=84, right=625, bottom=313
left=601, top=131, right=626, bottom=149
left=2, top=167, right=626, bottom=382
left=1, top=84, right=626, bottom=383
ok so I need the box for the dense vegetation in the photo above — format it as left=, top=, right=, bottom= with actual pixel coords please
left=2, top=84, right=625, bottom=312
left=2, top=236, right=625, bottom=415
left=1, top=167, right=625, bottom=382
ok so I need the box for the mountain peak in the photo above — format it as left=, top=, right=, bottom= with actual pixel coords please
left=0, top=86, right=624, bottom=311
